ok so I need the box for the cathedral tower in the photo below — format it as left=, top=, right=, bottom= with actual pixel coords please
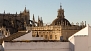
left=23, top=6, right=30, bottom=25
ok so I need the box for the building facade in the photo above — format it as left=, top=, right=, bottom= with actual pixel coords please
left=0, top=26, right=10, bottom=39
left=31, top=5, right=86, bottom=41
left=0, top=4, right=86, bottom=41
left=0, top=7, right=30, bottom=34
left=1, top=25, right=91, bottom=51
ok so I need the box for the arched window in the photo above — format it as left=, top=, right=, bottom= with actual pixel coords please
left=32, top=35, right=35, bottom=37
left=50, top=35, right=52, bottom=39
left=41, top=35, right=43, bottom=37
left=45, top=35, right=47, bottom=39
left=55, top=35, right=57, bottom=39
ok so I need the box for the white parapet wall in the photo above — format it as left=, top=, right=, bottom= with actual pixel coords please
left=75, top=36, right=88, bottom=51
left=68, top=35, right=75, bottom=51
left=68, top=25, right=91, bottom=51
left=4, top=42, right=70, bottom=51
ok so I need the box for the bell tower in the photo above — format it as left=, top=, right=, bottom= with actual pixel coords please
left=23, top=6, right=30, bottom=25
left=57, top=3, right=64, bottom=18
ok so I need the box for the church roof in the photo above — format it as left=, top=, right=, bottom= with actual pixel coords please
left=51, top=17, right=71, bottom=26
left=0, top=31, right=28, bottom=44
left=3, top=32, right=28, bottom=41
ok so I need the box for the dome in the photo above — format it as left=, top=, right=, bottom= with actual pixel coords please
left=51, top=17, right=71, bottom=26
left=51, top=4, right=71, bottom=26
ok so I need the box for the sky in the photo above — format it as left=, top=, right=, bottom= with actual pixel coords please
left=0, top=0, right=91, bottom=25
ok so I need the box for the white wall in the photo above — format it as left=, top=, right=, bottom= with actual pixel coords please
left=13, top=32, right=32, bottom=41
left=69, top=34, right=75, bottom=45
left=4, top=42, right=70, bottom=51
left=32, top=37, right=44, bottom=40
left=68, top=26, right=89, bottom=51
left=75, top=36, right=88, bottom=51
left=88, top=26, right=91, bottom=51
left=68, top=32, right=75, bottom=51
left=13, top=32, right=44, bottom=41
left=69, top=35, right=75, bottom=51
left=74, top=26, right=91, bottom=51
left=69, top=35, right=88, bottom=51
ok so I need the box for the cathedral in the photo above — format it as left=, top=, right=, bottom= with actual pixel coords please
left=0, top=4, right=86, bottom=41
left=0, top=7, right=30, bottom=34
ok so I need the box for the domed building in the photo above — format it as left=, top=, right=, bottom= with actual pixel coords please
left=0, top=4, right=86, bottom=42
left=51, top=5, right=71, bottom=26
left=30, top=4, right=86, bottom=41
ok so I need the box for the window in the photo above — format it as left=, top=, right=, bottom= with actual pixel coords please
left=0, top=30, right=1, bottom=33
left=45, top=35, right=47, bottom=39
left=2, top=31, right=4, bottom=34
left=32, top=35, right=35, bottom=37
left=55, top=35, right=57, bottom=39
left=41, top=35, right=43, bottom=37
left=39, top=32, right=41, bottom=33
left=50, top=35, right=52, bottom=39
left=5, top=33, right=8, bottom=35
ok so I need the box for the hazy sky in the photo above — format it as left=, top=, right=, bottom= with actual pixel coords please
left=0, top=0, right=91, bottom=25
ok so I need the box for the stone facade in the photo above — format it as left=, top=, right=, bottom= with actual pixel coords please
left=0, top=4, right=86, bottom=41
left=30, top=4, right=86, bottom=41
left=31, top=25, right=85, bottom=41
left=0, top=7, right=30, bottom=34
left=0, top=26, right=10, bottom=39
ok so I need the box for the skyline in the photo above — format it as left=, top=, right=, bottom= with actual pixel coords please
left=0, top=0, right=91, bottom=25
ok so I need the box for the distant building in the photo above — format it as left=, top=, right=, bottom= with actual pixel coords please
left=0, top=4, right=86, bottom=41
left=0, top=26, right=10, bottom=39
left=0, top=4, right=89, bottom=51
left=0, top=7, right=30, bottom=34
left=0, top=25, right=90, bottom=51
left=31, top=4, right=86, bottom=41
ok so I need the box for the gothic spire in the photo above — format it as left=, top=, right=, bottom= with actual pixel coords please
left=25, top=5, right=26, bottom=10
left=37, top=16, right=40, bottom=26
left=33, top=14, right=35, bottom=22
left=41, top=17, right=43, bottom=23
left=24, top=5, right=26, bottom=12
left=38, top=16, right=40, bottom=21
left=85, top=21, right=86, bottom=26
left=20, top=11, right=21, bottom=13
left=16, top=12, right=17, bottom=15
left=4, top=10, right=5, bottom=14
left=41, top=17, right=42, bottom=21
